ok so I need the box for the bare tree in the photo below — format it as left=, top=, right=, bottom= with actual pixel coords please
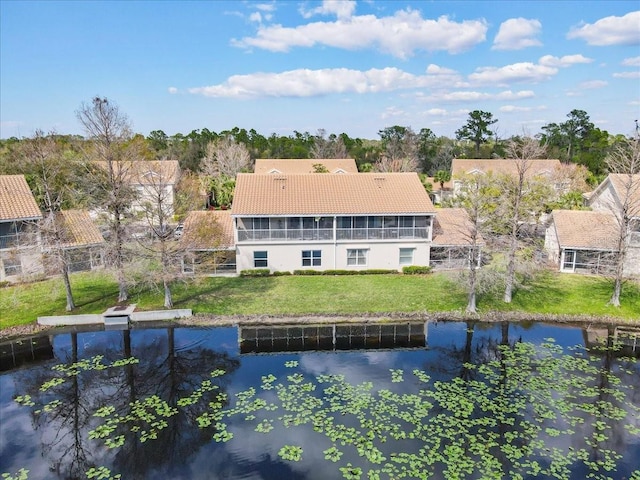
left=15, top=131, right=79, bottom=310
left=310, top=129, right=348, bottom=159
left=603, top=133, right=640, bottom=306
left=499, top=136, right=552, bottom=303
left=372, top=155, right=419, bottom=173
left=77, top=97, right=138, bottom=302
left=130, top=162, right=182, bottom=308
left=201, top=136, right=251, bottom=178
left=448, top=175, right=498, bottom=313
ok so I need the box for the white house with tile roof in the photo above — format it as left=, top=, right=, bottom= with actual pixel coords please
left=231, top=172, right=436, bottom=273
left=254, top=158, right=358, bottom=174
left=451, top=158, right=563, bottom=196
left=545, top=173, right=640, bottom=277
left=179, top=210, right=236, bottom=275
left=431, top=208, right=484, bottom=270
left=0, top=175, right=44, bottom=281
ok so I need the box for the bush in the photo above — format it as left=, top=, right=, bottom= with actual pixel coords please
left=293, top=270, right=323, bottom=275
left=402, top=265, right=432, bottom=275
left=240, top=269, right=271, bottom=277
left=272, top=271, right=292, bottom=276
left=293, top=269, right=398, bottom=276
left=0, top=281, right=10, bottom=288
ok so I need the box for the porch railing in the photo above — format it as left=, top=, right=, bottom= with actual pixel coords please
left=237, top=227, right=429, bottom=242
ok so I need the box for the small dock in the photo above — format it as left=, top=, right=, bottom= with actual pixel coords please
left=37, top=306, right=192, bottom=328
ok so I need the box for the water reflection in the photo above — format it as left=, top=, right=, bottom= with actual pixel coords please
left=0, top=321, right=638, bottom=480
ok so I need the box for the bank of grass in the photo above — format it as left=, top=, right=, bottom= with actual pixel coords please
left=1, top=270, right=639, bottom=331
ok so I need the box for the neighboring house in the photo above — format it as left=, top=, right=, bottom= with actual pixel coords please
left=231, top=173, right=436, bottom=273
left=425, top=176, right=454, bottom=205
left=42, top=210, right=105, bottom=273
left=93, top=160, right=180, bottom=219
left=450, top=158, right=563, bottom=196
left=544, top=210, right=623, bottom=275
left=545, top=173, right=640, bottom=277
left=0, top=175, right=43, bottom=282
left=179, top=210, right=235, bottom=275
left=254, top=158, right=358, bottom=174
left=431, top=208, right=484, bottom=270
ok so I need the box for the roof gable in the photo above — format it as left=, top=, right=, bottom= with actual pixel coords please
left=254, top=158, right=358, bottom=174
left=55, top=210, right=104, bottom=248
left=0, top=175, right=42, bottom=222
left=551, top=210, right=618, bottom=250
left=180, top=210, right=234, bottom=249
left=451, top=159, right=562, bottom=178
left=432, top=208, right=484, bottom=246
left=232, top=173, right=435, bottom=216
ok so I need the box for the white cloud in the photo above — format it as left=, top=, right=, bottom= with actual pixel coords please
left=419, top=89, right=535, bottom=102
left=538, top=54, right=593, bottom=67
left=622, top=56, right=640, bottom=66
left=492, top=18, right=542, bottom=50
left=469, top=62, right=558, bottom=85
left=300, top=0, right=356, bottom=20
left=380, top=106, right=407, bottom=119
left=567, top=11, right=640, bottom=46
left=168, top=87, right=178, bottom=94
left=249, top=11, right=263, bottom=23
left=188, top=66, right=464, bottom=98
left=426, top=108, right=448, bottom=116
left=613, top=71, right=640, bottom=79
left=231, top=10, right=488, bottom=58
left=578, top=80, right=608, bottom=89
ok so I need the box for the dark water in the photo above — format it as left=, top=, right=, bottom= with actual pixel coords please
left=0, top=321, right=638, bottom=480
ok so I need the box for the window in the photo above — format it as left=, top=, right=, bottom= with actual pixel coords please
left=302, top=250, right=322, bottom=267
left=3, top=256, right=22, bottom=277
left=399, top=248, right=414, bottom=265
left=347, top=249, right=367, bottom=266
left=254, top=251, right=268, bottom=268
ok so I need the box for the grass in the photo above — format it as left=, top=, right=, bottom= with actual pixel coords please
left=1, top=270, right=639, bottom=330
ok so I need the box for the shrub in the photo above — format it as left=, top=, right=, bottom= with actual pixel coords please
left=272, top=271, right=292, bottom=276
left=240, top=269, right=271, bottom=277
left=293, top=270, right=323, bottom=275
left=402, top=265, right=432, bottom=275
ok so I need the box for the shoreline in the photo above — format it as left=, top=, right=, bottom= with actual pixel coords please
left=1, top=310, right=638, bottom=341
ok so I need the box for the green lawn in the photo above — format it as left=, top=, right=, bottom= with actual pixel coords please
left=1, top=270, right=639, bottom=330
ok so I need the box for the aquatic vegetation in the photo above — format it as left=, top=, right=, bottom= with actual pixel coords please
left=6, top=331, right=639, bottom=480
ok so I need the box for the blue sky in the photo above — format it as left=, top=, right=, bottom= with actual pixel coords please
left=1, top=0, right=639, bottom=140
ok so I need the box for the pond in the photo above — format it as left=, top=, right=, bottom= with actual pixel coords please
left=0, top=320, right=639, bottom=480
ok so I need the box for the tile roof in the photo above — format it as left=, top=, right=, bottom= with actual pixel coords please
left=231, top=173, right=436, bottom=216
left=608, top=173, right=640, bottom=211
left=94, top=160, right=180, bottom=185
left=254, top=158, right=358, bottom=174
left=451, top=159, right=561, bottom=178
left=551, top=210, right=619, bottom=250
left=180, top=210, right=234, bottom=249
left=432, top=208, right=484, bottom=246
left=0, top=175, right=42, bottom=221
left=55, top=210, right=105, bottom=248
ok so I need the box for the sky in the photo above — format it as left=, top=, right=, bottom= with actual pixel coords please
left=1, top=0, right=639, bottom=141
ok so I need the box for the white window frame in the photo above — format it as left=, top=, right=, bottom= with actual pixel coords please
left=347, top=248, right=368, bottom=266
left=399, top=248, right=414, bottom=266
left=254, top=250, right=268, bottom=268
left=302, top=250, right=321, bottom=267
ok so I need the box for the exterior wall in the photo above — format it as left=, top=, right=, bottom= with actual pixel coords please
left=236, top=241, right=430, bottom=273
left=589, top=182, right=617, bottom=212
left=544, top=223, right=560, bottom=264
left=0, top=247, right=44, bottom=282
left=624, top=245, right=640, bottom=276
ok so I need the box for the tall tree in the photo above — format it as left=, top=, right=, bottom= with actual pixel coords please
left=378, top=126, right=419, bottom=167
left=15, top=131, right=80, bottom=310
left=603, top=132, right=640, bottom=306
left=455, top=110, right=497, bottom=157
left=76, top=97, right=138, bottom=303
left=310, top=129, right=348, bottom=159
left=499, top=136, right=552, bottom=303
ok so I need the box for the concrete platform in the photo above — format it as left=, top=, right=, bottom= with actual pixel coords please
left=37, top=306, right=192, bottom=327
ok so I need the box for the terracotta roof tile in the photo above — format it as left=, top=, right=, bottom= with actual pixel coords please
left=432, top=208, right=484, bottom=246
left=452, top=159, right=561, bottom=178
left=56, top=210, right=104, bottom=248
left=0, top=175, right=42, bottom=221
left=255, top=159, right=358, bottom=174
left=551, top=210, right=618, bottom=250
left=231, top=173, right=435, bottom=216
left=180, top=210, right=234, bottom=249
